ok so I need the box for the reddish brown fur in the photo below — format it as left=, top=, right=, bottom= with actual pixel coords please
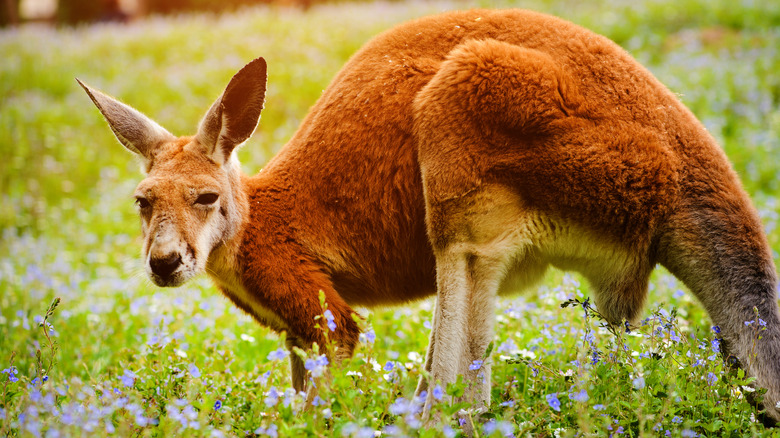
left=83, top=8, right=780, bottom=424
left=241, top=8, right=688, bottom=348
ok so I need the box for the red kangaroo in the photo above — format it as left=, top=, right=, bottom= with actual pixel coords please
left=79, top=9, right=780, bottom=424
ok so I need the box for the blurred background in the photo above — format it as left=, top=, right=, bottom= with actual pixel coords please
left=3, top=0, right=318, bottom=26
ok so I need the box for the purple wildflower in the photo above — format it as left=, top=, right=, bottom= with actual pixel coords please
left=323, top=309, right=336, bottom=332
left=2, top=367, right=18, bottom=383
left=267, top=348, right=288, bottom=361
left=569, top=389, right=589, bottom=402
left=711, top=338, right=721, bottom=353
left=120, top=370, right=136, bottom=387
left=255, top=424, right=278, bottom=437
left=432, top=385, right=444, bottom=401
left=304, top=354, right=329, bottom=378
left=264, top=387, right=280, bottom=407
left=546, top=393, right=561, bottom=412
left=497, top=338, right=518, bottom=353
left=389, top=397, right=413, bottom=415
left=188, top=363, right=201, bottom=378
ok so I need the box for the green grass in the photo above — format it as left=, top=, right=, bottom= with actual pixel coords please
left=1, top=0, right=780, bottom=436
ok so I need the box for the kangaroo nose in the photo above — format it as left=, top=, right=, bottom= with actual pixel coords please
left=150, top=253, right=182, bottom=278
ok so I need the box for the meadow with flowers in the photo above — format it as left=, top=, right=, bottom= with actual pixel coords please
left=2, top=0, right=780, bottom=436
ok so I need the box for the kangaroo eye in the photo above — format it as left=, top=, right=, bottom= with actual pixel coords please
left=195, top=193, right=219, bottom=205
left=135, top=197, right=151, bottom=209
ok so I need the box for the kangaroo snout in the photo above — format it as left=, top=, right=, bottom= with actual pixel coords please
left=149, top=252, right=182, bottom=281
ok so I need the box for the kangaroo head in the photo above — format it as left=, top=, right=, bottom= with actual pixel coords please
left=78, top=58, right=267, bottom=287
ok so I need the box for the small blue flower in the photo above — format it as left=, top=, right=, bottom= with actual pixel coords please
left=389, top=397, right=412, bottom=415
left=497, top=338, right=518, bottom=353
left=214, top=400, right=222, bottom=410
left=316, top=355, right=329, bottom=368
left=2, top=367, right=18, bottom=383
left=255, top=424, right=278, bottom=437
left=266, top=348, right=288, bottom=361
left=304, top=354, right=329, bottom=378
left=590, top=349, right=600, bottom=365
left=593, top=404, right=606, bottom=411
left=546, top=393, right=561, bottom=412
left=323, top=310, right=336, bottom=332
left=706, top=372, right=718, bottom=386
left=255, top=370, right=271, bottom=385
left=672, top=416, right=683, bottom=424
left=711, top=338, right=721, bottom=353
left=712, top=325, right=721, bottom=334
left=681, top=430, right=698, bottom=437
left=364, top=330, right=376, bottom=344
left=120, top=369, right=136, bottom=387
left=759, top=319, right=767, bottom=327
left=432, top=385, right=444, bottom=401
left=469, top=360, right=483, bottom=371
left=356, top=427, right=375, bottom=438
left=745, top=320, right=754, bottom=327
left=443, top=425, right=456, bottom=438
left=282, top=388, right=296, bottom=407
left=264, top=387, right=280, bottom=407
left=633, top=376, right=645, bottom=390
left=383, top=361, right=394, bottom=372
left=188, top=363, right=201, bottom=378
left=482, top=420, right=498, bottom=436
left=569, top=389, right=589, bottom=403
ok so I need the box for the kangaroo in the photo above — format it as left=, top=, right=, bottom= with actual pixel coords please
left=79, top=8, right=780, bottom=424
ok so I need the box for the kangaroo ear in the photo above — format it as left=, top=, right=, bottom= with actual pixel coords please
left=76, top=79, right=175, bottom=164
left=197, top=57, right=267, bottom=164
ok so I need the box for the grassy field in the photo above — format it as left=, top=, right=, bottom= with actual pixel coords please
left=2, top=0, right=780, bottom=436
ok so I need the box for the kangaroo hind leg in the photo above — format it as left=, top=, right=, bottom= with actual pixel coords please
left=420, top=185, right=533, bottom=420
